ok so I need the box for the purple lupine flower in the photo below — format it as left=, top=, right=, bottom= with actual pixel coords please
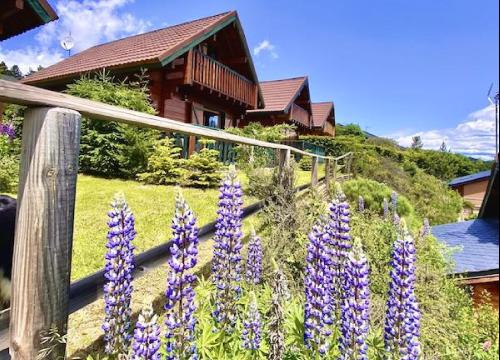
left=245, top=230, right=263, bottom=285
left=422, top=218, right=431, bottom=238
left=339, top=239, right=370, bottom=360
left=212, top=168, right=244, bottom=333
left=391, top=191, right=398, bottom=214
left=328, top=192, right=353, bottom=312
left=0, top=122, right=15, bottom=139
left=303, top=220, right=334, bottom=355
left=242, top=293, right=262, bottom=351
left=393, top=213, right=401, bottom=227
left=131, top=305, right=161, bottom=360
left=103, top=194, right=136, bottom=356
left=383, top=198, right=389, bottom=219
left=384, top=231, right=421, bottom=359
left=164, top=191, right=199, bottom=359
left=358, top=195, right=365, bottom=213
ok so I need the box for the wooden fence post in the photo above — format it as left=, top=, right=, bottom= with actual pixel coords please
left=333, top=158, right=337, bottom=186
left=311, top=156, right=318, bottom=187
left=9, top=107, right=81, bottom=359
left=325, top=159, right=331, bottom=193
left=278, top=148, right=291, bottom=188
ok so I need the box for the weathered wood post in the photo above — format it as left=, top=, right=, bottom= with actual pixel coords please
left=325, top=158, right=331, bottom=193
left=9, top=107, right=81, bottom=359
left=278, top=148, right=291, bottom=188
left=333, top=158, right=337, bottom=186
left=311, top=156, right=318, bottom=187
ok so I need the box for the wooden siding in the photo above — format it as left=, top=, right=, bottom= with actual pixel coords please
left=456, top=179, right=489, bottom=211
left=290, top=103, right=310, bottom=128
left=463, top=277, right=500, bottom=310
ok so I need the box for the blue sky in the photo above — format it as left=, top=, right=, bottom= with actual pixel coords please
left=1, top=0, right=498, bottom=158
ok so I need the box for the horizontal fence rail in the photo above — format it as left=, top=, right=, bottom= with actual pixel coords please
left=0, top=80, right=350, bottom=162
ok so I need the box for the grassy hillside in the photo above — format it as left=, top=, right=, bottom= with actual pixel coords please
left=301, top=125, right=492, bottom=224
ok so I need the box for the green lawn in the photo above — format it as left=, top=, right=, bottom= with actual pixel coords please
left=71, top=166, right=320, bottom=280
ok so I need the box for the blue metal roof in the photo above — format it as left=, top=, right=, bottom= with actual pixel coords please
left=449, top=170, right=491, bottom=187
left=432, top=219, right=499, bottom=274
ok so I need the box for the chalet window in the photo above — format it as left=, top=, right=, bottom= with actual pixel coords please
left=203, top=111, right=225, bottom=129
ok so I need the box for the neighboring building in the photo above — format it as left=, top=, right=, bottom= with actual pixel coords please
left=449, top=170, right=490, bottom=212
left=243, top=76, right=313, bottom=137
left=0, top=0, right=58, bottom=41
left=22, top=11, right=264, bottom=153
left=433, top=162, right=499, bottom=309
left=304, top=102, right=335, bottom=137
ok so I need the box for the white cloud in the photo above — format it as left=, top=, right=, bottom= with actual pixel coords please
left=390, top=104, right=497, bottom=160
left=0, top=47, right=63, bottom=74
left=0, top=0, right=151, bottom=74
left=253, top=40, right=278, bottom=59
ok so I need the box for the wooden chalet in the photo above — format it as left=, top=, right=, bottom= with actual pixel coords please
left=21, top=11, right=264, bottom=153
left=305, top=102, right=336, bottom=137
left=243, top=76, right=312, bottom=137
left=0, top=0, right=58, bottom=41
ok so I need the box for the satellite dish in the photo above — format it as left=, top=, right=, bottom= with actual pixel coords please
left=60, top=34, right=74, bottom=56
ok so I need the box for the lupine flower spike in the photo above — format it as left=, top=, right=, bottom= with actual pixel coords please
left=103, top=193, right=136, bottom=356
left=246, top=229, right=263, bottom=285
left=242, top=292, right=262, bottom=351
left=383, top=198, right=389, bottom=219
left=339, top=238, right=370, bottom=360
left=0, top=122, right=15, bottom=139
left=268, top=259, right=290, bottom=360
left=328, top=190, right=353, bottom=312
left=131, top=305, right=161, bottom=360
left=164, top=190, right=199, bottom=360
left=358, top=195, right=365, bottom=213
left=212, top=166, right=244, bottom=333
left=304, top=218, right=334, bottom=356
left=391, top=191, right=398, bottom=213
left=422, top=218, right=431, bottom=238
left=384, top=225, right=421, bottom=359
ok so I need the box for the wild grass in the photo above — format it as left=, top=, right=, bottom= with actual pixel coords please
left=71, top=166, right=320, bottom=280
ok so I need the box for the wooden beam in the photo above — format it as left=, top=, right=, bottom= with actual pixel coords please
left=325, top=158, right=331, bottom=193
left=9, top=107, right=81, bottom=359
left=224, top=57, right=248, bottom=65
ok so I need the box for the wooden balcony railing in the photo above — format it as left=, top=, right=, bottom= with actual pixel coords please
left=187, top=49, right=258, bottom=108
left=290, top=103, right=310, bottom=128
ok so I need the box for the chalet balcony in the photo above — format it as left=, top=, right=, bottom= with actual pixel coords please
left=185, top=49, right=258, bottom=109
left=290, top=103, right=311, bottom=128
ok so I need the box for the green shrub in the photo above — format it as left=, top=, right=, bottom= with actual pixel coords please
left=342, top=178, right=413, bottom=217
left=226, top=122, right=295, bottom=169
left=0, top=132, right=20, bottom=193
left=0, top=154, right=19, bottom=193
left=137, top=138, right=185, bottom=185
left=66, top=71, right=158, bottom=178
left=297, top=156, right=312, bottom=171
left=182, top=145, right=225, bottom=188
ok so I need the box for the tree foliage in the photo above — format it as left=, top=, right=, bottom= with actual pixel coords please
left=65, top=70, right=158, bottom=178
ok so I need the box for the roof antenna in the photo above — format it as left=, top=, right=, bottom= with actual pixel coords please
left=60, top=32, right=75, bottom=57
left=487, top=83, right=499, bottom=156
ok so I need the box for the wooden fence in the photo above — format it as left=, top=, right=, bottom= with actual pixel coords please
left=0, top=79, right=352, bottom=359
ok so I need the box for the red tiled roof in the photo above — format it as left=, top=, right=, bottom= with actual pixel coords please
left=22, top=11, right=236, bottom=84
left=311, top=102, right=334, bottom=127
left=248, top=76, right=308, bottom=113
